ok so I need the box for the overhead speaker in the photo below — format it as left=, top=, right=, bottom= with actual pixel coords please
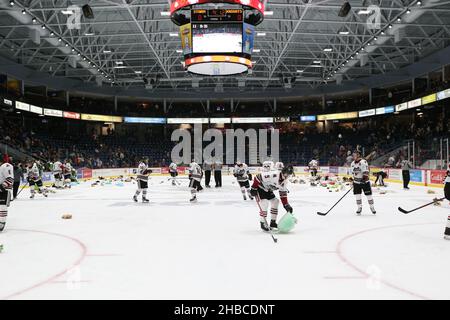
left=82, top=4, right=94, bottom=19
left=338, top=2, right=351, bottom=17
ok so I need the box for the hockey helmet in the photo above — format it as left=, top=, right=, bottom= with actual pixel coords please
left=281, top=165, right=294, bottom=177
left=275, top=162, right=284, bottom=171
left=262, top=161, right=274, bottom=171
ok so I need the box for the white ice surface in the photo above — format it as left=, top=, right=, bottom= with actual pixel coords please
left=1, top=176, right=449, bottom=300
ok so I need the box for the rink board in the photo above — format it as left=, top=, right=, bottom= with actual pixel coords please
left=19, top=166, right=446, bottom=189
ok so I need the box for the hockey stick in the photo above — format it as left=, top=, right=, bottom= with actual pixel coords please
left=398, top=197, right=445, bottom=214
left=255, top=194, right=278, bottom=243
left=15, top=183, right=28, bottom=199
left=317, top=186, right=353, bottom=216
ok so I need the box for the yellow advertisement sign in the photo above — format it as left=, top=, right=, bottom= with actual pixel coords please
left=81, top=114, right=122, bottom=123
left=180, top=23, right=192, bottom=55
left=421, top=93, right=437, bottom=105
left=317, top=112, right=358, bottom=121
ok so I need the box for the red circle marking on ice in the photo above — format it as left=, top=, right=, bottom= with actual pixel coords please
left=336, top=223, right=440, bottom=300
left=1, top=229, right=88, bottom=300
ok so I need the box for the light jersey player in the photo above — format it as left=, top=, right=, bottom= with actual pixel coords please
left=444, top=168, right=450, bottom=240
left=233, top=161, right=253, bottom=201
left=275, top=162, right=284, bottom=172
left=308, top=159, right=319, bottom=185
left=0, top=159, right=14, bottom=232
left=350, top=150, right=376, bottom=215
left=62, top=160, right=73, bottom=188
left=262, top=161, right=274, bottom=172
left=250, top=166, right=294, bottom=232
left=189, top=161, right=203, bottom=203
left=27, top=161, right=48, bottom=199
left=53, top=160, right=64, bottom=189
left=133, top=159, right=152, bottom=203
left=169, top=162, right=178, bottom=186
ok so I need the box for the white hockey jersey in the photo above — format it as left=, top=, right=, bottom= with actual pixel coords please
left=169, top=163, right=178, bottom=173
left=28, top=163, right=41, bottom=181
left=189, top=162, right=203, bottom=182
left=0, top=163, right=14, bottom=191
left=137, top=162, right=150, bottom=181
left=445, top=170, right=450, bottom=184
left=53, top=161, right=62, bottom=174
left=350, top=159, right=370, bottom=184
left=253, top=170, right=289, bottom=193
left=63, top=163, right=72, bottom=175
left=234, top=164, right=250, bottom=182
left=308, top=160, right=319, bottom=169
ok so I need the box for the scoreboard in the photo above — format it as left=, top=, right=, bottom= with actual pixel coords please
left=191, top=9, right=244, bottom=23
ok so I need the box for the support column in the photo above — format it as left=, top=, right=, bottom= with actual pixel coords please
left=114, top=96, right=118, bottom=113
left=273, top=98, right=277, bottom=113
left=21, top=79, right=25, bottom=96
left=164, top=99, right=167, bottom=114
left=230, top=99, right=234, bottom=113
left=369, top=88, right=373, bottom=105
left=207, top=99, right=210, bottom=113
left=322, top=95, right=326, bottom=111
left=66, top=91, right=70, bottom=107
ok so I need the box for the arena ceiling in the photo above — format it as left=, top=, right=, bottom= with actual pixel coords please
left=0, top=0, right=449, bottom=96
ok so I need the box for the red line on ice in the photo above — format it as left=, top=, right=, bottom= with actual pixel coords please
left=1, top=229, right=88, bottom=300
left=335, top=223, right=439, bottom=300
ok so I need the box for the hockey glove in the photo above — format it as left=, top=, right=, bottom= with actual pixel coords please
left=284, top=204, right=293, bottom=213
left=250, top=188, right=258, bottom=197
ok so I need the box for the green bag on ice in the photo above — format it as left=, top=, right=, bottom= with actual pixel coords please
left=277, top=212, right=298, bottom=233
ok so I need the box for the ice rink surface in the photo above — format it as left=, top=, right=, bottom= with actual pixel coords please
left=1, top=176, right=449, bottom=300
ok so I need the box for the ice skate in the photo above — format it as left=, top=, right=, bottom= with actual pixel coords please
left=260, top=221, right=270, bottom=232
left=270, top=220, right=278, bottom=230
left=356, top=206, right=362, bottom=215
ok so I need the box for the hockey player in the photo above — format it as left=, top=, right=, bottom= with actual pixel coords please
left=27, top=161, right=48, bottom=199
left=53, top=160, right=64, bottom=189
left=133, top=158, right=152, bottom=203
left=250, top=166, right=294, bottom=232
left=62, top=160, right=73, bottom=188
left=308, top=158, right=319, bottom=186
left=350, top=150, right=376, bottom=215
left=444, top=168, right=450, bottom=240
left=374, top=169, right=387, bottom=187
left=275, top=162, right=284, bottom=172
left=262, top=161, right=274, bottom=172
left=0, top=157, right=14, bottom=232
left=188, top=161, right=203, bottom=203
left=169, top=162, right=178, bottom=186
left=233, top=161, right=253, bottom=201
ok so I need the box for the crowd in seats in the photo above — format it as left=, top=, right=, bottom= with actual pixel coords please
left=1, top=101, right=448, bottom=171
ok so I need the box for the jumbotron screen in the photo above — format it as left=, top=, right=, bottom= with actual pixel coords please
left=190, top=9, right=245, bottom=54
left=192, top=23, right=243, bottom=53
